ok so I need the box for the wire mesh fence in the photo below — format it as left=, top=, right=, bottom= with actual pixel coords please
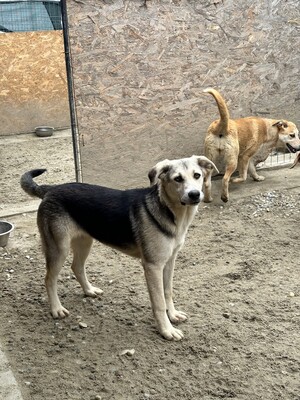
left=0, top=0, right=62, bottom=32
left=257, top=148, right=293, bottom=169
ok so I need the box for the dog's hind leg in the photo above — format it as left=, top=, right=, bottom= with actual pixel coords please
left=203, top=168, right=214, bottom=203
left=44, top=240, right=70, bottom=319
left=71, top=235, right=103, bottom=298
left=38, top=207, right=71, bottom=318
left=163, top=249, right=187, bottom=324
left=221, top=161, right=237, bottom=202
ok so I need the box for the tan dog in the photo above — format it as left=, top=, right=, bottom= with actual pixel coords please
left=203, top=88, right=300, bottom=202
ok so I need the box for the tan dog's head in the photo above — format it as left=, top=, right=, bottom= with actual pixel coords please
left=148, top=156, right=218, bottom=206
left=273, top=120, right=300, bottom=153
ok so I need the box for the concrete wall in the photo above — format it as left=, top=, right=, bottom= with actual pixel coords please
left=0, top=31, right=70, bottom=135
left=66, top=0, right=300, bottom=187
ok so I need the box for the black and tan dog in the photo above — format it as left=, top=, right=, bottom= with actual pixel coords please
left=20, top=156, right=217, bottom=341
left=204, top=88, right=300, bottom=202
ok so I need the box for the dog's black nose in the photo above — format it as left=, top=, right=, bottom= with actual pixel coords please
left=188, top=190, right=200, bottom=201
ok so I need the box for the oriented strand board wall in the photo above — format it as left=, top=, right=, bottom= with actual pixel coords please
left=66, top=0, right=300, bottom=187
left=0, top=31, right=70, bottom=135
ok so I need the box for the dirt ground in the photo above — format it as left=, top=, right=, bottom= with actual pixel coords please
left=0, top=132, right=300, bottom=400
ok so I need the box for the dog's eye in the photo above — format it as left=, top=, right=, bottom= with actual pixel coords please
left=174, top=176, right=183, bottom=183
left=289, top=134, right=295, bottom=138
left=194, top=173, right=201, bottom=179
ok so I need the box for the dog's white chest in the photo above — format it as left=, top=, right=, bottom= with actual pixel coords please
left=174, top=206, right=197, bottom=244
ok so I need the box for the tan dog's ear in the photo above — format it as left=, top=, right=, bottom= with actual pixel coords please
left=148, top=159, right=171, bottom=186
left=193, top=155, right=219, bottom=174
left=272, top=121, right=288, bottom=129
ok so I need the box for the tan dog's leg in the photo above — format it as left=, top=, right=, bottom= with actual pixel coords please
left=248, top=160, right=265, bottom=181
left=163, top=248, right=187, bottom=324
left=231, top=156, right=250, bottom=183
left=222, top=158, right=237, bottom=202
left=203, top=168, right=214, bottom=203
left=143, top=262, right=184, bottom=341
left=71, top=235, right=103, bottom=297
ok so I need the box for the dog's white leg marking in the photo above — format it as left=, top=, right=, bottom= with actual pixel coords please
left=45, top=248, right=70, bottom=319
left=144, top=263, right=184, bottom=341
left=71, top=236, right=103, bottom=297
left=248, top=160, right=265, bottom=181
left=163, top=250, right=187, bottom=324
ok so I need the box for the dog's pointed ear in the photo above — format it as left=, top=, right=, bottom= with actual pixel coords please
left=148, top=159, right=171, bottom=186
left=272, top=120, right=288, bottom=130
left=193, top=155, right=219, bottom=174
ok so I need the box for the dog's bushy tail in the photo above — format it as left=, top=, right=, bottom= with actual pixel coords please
left=20, top=169, right=52, bottom=199
left=204, top=88, right=230, bottom=133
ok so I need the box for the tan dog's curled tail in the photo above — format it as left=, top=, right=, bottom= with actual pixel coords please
left=204, top=88, right=230, bottom=134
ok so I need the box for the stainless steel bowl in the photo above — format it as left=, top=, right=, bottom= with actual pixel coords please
left=35, top=126, right=54, bottom=137
left=0, top=221, right=14, bottom=247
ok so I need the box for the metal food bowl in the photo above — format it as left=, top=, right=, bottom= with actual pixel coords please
left=35, top=126, right=54, bottom=137
left=0, top=221, right=14, bottom=247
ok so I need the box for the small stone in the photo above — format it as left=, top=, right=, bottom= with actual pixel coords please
left=79, top=322, right=88, bottom=328
left=71, top=325, right=79, bottom=331
left=222, top=312, right=230, bottom=319
left=120, top=348, right=135, bottom=356
left=289, top=292, right=295, bottom=297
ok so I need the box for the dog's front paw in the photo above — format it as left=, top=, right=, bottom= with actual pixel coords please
left=203, top=196, right=213, bottom=203
left=221, top=194, right=229, bottom=203
left=51, top=305, right=70, bottom=319
left=155, top=312, right=185, bottom=340
left=253, top=175, right=265, bottom=182
left=161, top=326, right=184, bottom=341
left=84, top=286, right=103, bottom=297
left=168, top=309, right=188, bottom=324
left=231, top=177, right=245, bottom=183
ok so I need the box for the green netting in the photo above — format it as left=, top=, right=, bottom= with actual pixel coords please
left=0, top=1, right=62, bottom=32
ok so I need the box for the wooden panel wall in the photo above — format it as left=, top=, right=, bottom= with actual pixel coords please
left=66, top=0, right=300, bottom=187
left=0, top=31, right=70, bottom=135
